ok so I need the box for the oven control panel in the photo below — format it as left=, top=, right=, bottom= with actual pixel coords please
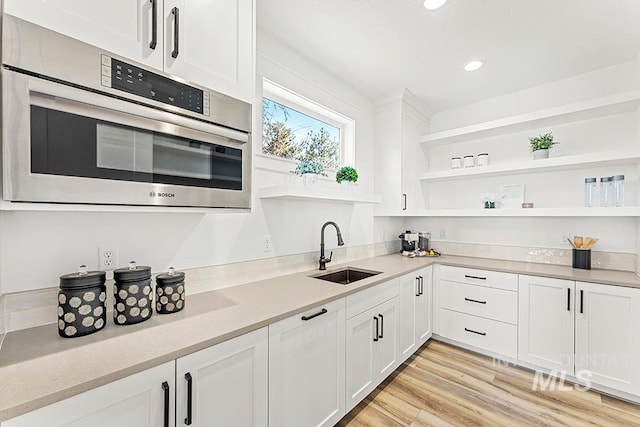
left=100, top=55, right=210, bottom=116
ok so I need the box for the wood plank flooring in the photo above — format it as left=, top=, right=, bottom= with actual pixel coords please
left=337, top=340, right=640, bottom=426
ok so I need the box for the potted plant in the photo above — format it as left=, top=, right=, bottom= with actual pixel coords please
left=529, top=132, right=558, bottom=159
left=292, top=160, right=326, bottom=186
left=335, top=166, right=358, bottom=190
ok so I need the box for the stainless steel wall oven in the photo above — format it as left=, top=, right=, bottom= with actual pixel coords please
left=1, top=15, right=252, bottom=208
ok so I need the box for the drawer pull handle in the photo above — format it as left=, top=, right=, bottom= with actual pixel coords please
left=162, top=381, right=170, bottom=427
left=184, top=372, right=193, bottom=425
left=419, top=276, right=424, bottom=295
left=464, top=274, right=486, bottom=280
left=373, top=316, right=379, bottom=342
left=301, top=308, right=328, bottom=321
left=464, top=327, right=486, bottom=336
left=580, top=290, right=584, bottom=314
left=567, top=288, right=571, bottom=311
left=378, top=313, right=384, bottom=339
left=464, top=297, right=487, bottom=305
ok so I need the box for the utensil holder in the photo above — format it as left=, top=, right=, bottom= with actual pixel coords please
left=572, top=249, right=591, bottom=270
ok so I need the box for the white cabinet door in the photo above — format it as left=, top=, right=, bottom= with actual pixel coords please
left=373, top=297, right=399, bottom=380
left=4, top=0, right=163, bottom=70
left=4, top=362, right=175, bottom=427
left=163, top=0, right=254, bottom=102
left=575, top=282, right=640, bottom=395
left=397, top=266, right=432, bottom=364
left=345, top=307, right=377, bottom=412
left=269, top=298, right=346, bottom=427
left=398, top=272, right=418, bottom=361
left=175, top=328, right=268, bottom=427
left=415, top=266, right=433, bottom=346
left=401, top=101, right=428, bottom=213
left=518, top=275, right=574, bottom=373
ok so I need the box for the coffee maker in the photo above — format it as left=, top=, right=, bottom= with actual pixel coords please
left=398, top=231, right=418, bottom=252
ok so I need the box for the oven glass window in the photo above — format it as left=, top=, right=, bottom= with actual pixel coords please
left=31, top=106, right=242, bottom=190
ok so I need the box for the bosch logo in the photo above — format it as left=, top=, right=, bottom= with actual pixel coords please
left=149, top=191, right=175, bottom=198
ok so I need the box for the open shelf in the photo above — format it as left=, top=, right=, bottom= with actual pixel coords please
left=374, top=207, right=640, bottom=217
left=419, top=150, right=640, bottom=182
left=420, top=90, right=640, bottom=146
left=258, top=185, right=382, bottom=204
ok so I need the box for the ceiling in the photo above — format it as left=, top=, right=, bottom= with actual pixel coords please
left=257, top=0, right=640, bottom=113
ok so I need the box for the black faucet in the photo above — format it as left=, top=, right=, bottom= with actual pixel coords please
left=319, top=221, right=345, bottom=270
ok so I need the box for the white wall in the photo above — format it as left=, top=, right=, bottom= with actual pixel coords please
left=406, top=60, right=640, bottom=255
left=0, top=32, right=383, bottom=295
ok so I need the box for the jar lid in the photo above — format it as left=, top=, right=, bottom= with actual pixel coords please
left=478, top=153, right=489, bottom=156
left=584, top=177, right=597, bottom=183
left=114, top=261, right=151, bottom=282
left=613, top=175, right=625, bottom=180
left=451, top=157, right=461, bottom=160
left=60, top=265, right=106, bottom=290
left=463, top=155, right=474, bottom=158
left=600, top=176, right=613, bottom=182
left=156, top=267, right=185, bottom=285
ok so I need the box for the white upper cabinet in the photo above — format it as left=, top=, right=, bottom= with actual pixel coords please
left=4, top=0, right=255, bottom=102
left=163, top=0, right=254, bottom=102
left=4, top=0, right=163, bottom=70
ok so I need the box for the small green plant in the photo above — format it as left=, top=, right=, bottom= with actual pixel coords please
left=529, top=132, right=558, bottom=152
left=336, top=166, right=358, bottom=183
left=292, top=159, right=327, bottom=176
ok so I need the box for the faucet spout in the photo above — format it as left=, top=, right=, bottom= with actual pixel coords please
left=320, top=221, right=344, bottom=270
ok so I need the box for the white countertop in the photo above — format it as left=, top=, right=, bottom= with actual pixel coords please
left=1, top=253, right=639, bottom=421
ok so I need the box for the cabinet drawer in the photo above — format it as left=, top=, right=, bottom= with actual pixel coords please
left=440, top=266, right=517, bottom=291
left=438, top=309, right=517, bottom=359
left=439, top=280, right=517, bottom=324
left=346, top=279, right=399, bottom=319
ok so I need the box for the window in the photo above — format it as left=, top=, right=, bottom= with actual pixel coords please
left=261, top=80, right=354, bottom=171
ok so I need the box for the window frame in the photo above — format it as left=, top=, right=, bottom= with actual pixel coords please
left=260, top=79, right=355, bottom=171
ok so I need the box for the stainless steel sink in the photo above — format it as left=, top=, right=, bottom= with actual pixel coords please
left=312, top=267, right=381, bottom=285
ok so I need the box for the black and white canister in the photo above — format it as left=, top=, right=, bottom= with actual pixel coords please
left=155, top=267, right=186, bottom=314
left=58, top=265, right=107, bottom=338
left=113, top=261, right=153, bottom=325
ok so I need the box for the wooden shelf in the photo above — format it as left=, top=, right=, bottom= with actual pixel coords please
left=420, top=90, right=640, bottom=146
left=375, top=207, right=640, bottom=217
left=258, top=185, right=381, bottom=204
left=419, top=150, right=640, bottom=182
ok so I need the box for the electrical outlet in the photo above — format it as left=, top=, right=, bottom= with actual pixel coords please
left=99, top=245, right=119, bottom=270
left=439, top=228, right=447, bottom=239
left=263, top=235, right=272, bottom=252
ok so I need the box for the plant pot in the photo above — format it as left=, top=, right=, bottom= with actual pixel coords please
left=302, top=173, right=317, bottom=186
left=533, top=149, right=549, bottom=160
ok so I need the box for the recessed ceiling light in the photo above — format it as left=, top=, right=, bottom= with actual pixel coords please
left=464, top=60, right=486, bottom=72
left=422, top=0, right=448, bottom=10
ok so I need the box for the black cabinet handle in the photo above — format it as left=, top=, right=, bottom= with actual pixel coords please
left=464, top=297, right=487, bottom=305
left=580, top=290, right=584, bottom=314
left=567, top=288, right=571, bottom=311
left=378, top=314, right=384, bottom=339
left=464, top=274, right=486, bottom=280
left=184, top=372, right=192, bottom=425
left=149, top=0, right=158, bottom=49
left=373, top=316, right=379, bottom=342
left=402, top=193, right=407, bottom=211
left=464, top=327, right=486, bottom=336
left=301, top=308, right=327, bottom=321
left=419, top=276, right=424, bottom=295
left=415, top=276, right=420, bottom=297
left=171, top=7, right=180, bottom=58
left=162, top=381, right=169, bottom=427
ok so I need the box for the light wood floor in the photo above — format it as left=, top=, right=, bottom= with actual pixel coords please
left=337, top=340, right=640, bottom=427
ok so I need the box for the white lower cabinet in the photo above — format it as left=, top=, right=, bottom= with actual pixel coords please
left=176, top=327, right=268, bottom=427
left=345, top=292, right=399, bottom=412
left=3, top=362, right=175, bottom=427
left=518, top=275, right=575, bottom=372
left=575, top=281, right=640, bottom=394
left=398, top=266, right=432, bottom=362
left=268, top=298, right=346, bottom=427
